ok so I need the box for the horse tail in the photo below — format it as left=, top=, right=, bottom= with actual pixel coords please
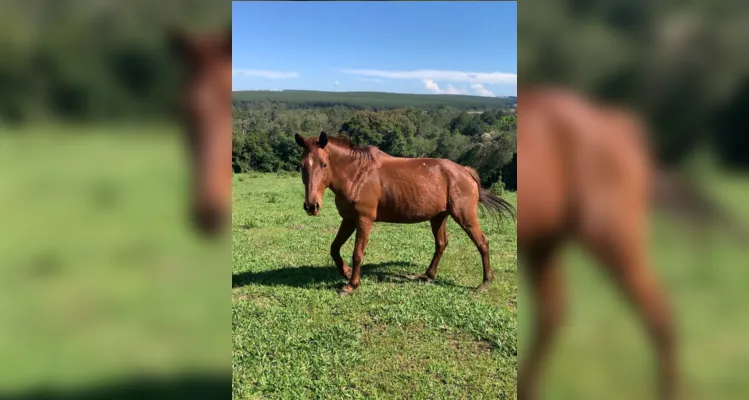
left=466, top=167, right=517, bottom=221
left=653, top=169, right=749, bottom=244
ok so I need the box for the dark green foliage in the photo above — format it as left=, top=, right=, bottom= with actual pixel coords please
left=233, top=93, right=517, bottom=191
left=449, top=112, right=473, bottom=133
left=340, top=111, right=385, bottom=146
left=520, top=0, right=749, bottom=170
left=462, top=117, right=485, bottom=137
left=500, top=153, right=517, bottom=191
left=713, top=78, right=749, bottom=169
left=458, top=132, right=517, bottom=188
left=233, top=90, right=516, bottom=112
left=0, top=1, right=228, bottom=123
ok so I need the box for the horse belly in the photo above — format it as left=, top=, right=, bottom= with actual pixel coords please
left=375, top=187, right=446, bottom=223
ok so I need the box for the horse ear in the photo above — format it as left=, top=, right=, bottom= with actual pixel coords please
left=294, top=134, right=306, bottom=148
left=318, top=131, right=328, bottom=149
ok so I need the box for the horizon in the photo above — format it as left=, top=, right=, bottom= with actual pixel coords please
left=232, top=2, right=517, bottom=96
left=231, top=88, right=517, bottom=99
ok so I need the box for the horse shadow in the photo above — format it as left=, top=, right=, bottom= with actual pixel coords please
left=1, top=372, right=228, bottom=400
left=232, top=261, right=466, bottom=290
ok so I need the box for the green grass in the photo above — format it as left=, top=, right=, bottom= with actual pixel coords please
left=232, top=174, right=518, bottom=399
left=517, top=172, right=749, bottom=400
left=232, top=90, right=517, bottom=111
left=0, top=125, right=228, bottom=395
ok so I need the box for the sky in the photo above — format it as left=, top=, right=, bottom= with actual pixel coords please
left=231, top=1, right=517, bottom=97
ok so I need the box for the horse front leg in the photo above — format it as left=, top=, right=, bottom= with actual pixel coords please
left=338, top=217, right=373, bottom=296
left=331, top=219, right=356, bottom=279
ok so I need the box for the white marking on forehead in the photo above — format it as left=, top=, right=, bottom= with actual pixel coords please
left=308, top=159, right=314, bottom=167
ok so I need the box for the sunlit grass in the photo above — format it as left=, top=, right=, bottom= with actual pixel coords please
left=232, top=173, right=518, bottom=399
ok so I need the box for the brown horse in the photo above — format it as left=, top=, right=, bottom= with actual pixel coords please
left=294, top=131, right=516, bottom=296
left=517, top=86, right=676, bottom=399
left=169, top=28, right=232, bottom=236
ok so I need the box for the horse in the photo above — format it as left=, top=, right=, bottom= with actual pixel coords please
left=169, top=28, right=232, bottom=236
left=294, top=131, right=516, bottom=296
left=517, top=86, right=677, bottom=399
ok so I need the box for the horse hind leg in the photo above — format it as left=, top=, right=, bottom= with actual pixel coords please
left=450, top=205, right=493, bottom=290
left=582, top=228, right=677, bottom=399
left=411, top=212, right=450, bottom=282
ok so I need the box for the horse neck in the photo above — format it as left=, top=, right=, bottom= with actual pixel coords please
left=326, top=143, right=372, bottom=198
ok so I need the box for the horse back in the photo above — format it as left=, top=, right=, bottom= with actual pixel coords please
left=374, top=157, right=470, bottom=222
left=518, top=87, right=653, bottom=246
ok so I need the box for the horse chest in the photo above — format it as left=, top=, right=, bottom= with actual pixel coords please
left=333, top=194, right=377, bottom=220
left=333, top=195, right=356, bottom=216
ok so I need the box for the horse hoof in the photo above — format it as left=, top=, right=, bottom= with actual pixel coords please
left=474, top=283, right=489, bottom=293
left=338, top=285, right=354, bottom=297
left=407, top=274, right=434, bottom=282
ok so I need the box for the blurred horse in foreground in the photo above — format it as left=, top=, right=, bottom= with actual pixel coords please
left=518, top=86, right=749, bottom=400
left=518, top=86, right=675, bottom=400
left=169, top=28, right=232, bottom=236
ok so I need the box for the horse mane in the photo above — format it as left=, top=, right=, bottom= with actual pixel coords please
left=323, top=135, right=378, bottom=163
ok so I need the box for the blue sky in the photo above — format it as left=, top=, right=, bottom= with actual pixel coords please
left=232, top=1, right=516, bottom=97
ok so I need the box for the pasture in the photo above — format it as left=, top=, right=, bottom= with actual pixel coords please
left=517, top=172, right=749, bottom=399
left=0, top=126, right=228, bottom=397
left=232, top=173, right=518, bottom=399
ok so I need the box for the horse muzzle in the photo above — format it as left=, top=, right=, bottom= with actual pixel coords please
left=303, top=201, right=320, bottom=216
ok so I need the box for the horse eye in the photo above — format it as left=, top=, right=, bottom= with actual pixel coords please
left=321, top=163, right=327, bottom=168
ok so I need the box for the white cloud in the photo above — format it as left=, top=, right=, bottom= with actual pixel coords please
left=334, top=80, right=340, bottom=86
left=471, top=83, right=495, bottom=97
left=341, top=69, right=516, bottom=85
left=423, top=79, right=469, bottom=95
left=232, top=69, right=299, bottom=79
left=424, top=79, right=441, bottom=93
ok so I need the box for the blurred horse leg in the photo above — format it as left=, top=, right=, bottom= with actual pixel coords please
left=518, top=239, right=565, bottom=400
left=581, top=221, right=676, bottom=399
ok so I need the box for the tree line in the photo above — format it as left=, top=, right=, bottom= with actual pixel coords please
left=233, top=102, right=517, bottom=191
left=520, top=0, right=749, bottom=169
left=0, top=0, right=227, bottom=124
left=233, top=90, right=517, bottom=112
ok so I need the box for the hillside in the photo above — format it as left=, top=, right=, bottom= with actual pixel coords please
left=232, top=90, right=516, bottom=111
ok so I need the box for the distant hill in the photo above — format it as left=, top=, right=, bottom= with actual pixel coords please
left=232, top=90, right=516, bottom=111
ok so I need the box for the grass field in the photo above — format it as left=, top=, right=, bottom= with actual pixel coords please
left=517, top=172, right=749, bottom=400
left=232, top=173, right=518, bottom=399
left=0, top=126, right=228, bottom=397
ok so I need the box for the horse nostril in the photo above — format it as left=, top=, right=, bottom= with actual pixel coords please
left=193, top=204, right=225, bottom=237
left=314, top=202, right=320, bottom=211
left=303, top=203, right=308, bottom=211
